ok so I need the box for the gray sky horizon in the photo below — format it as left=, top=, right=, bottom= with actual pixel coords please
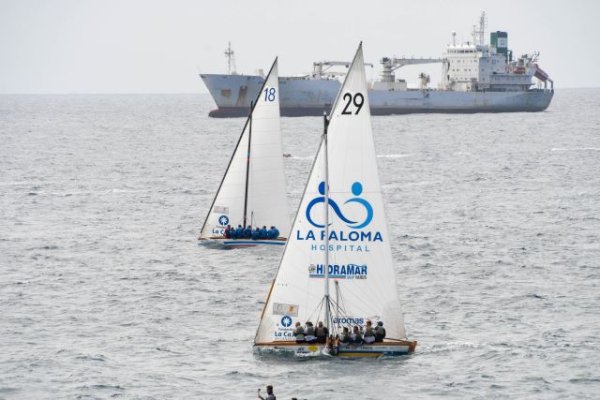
left=1, top=0, right=599, bottom=94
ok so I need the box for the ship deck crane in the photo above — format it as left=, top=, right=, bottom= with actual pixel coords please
left=311, top=61, right=374, bottom=78
left=378, top=57, right=442, bottom=83
left=382, top=57, right=444, bottom=71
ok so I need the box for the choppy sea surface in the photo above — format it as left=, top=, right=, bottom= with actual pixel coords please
left=1, top=89, right=600, bottom=399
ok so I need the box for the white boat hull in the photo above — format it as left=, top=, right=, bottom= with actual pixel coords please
left=254, top=340, right=417, bottom=358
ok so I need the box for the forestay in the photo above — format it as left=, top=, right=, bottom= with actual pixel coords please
left=255, top=45, right=407, bottom=344
left=200, top=59, right=290, bottom=239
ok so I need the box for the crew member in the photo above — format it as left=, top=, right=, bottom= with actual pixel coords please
left=315, top=321, right=329, bottom=344
left=293, top=321, right=305, bottom=343
left=338, top=326, right=351, bottom=344
left=363, top=320, right=375, bottom=344
left=351, top=325, right=363, bottom=344
left=269, top=226, right=280, bottom=239
left=235, top=225, right=243, bottom=239
left=259, top=225, right=268, bottom=239
left=375, top=321, right=386, bottom=342
left=304, top=321, right=316, bottom=343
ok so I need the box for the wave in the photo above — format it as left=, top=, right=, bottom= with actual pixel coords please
left=377, top=154, right=413, bottom=159
left=551, top=147, right=600, bottom=152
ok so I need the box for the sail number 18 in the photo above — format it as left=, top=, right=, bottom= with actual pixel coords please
left=264, top=87, right=276, bottom=102
left=341, top=92, right=364, bottom=115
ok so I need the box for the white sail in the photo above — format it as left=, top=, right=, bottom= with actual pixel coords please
left=200, top=59, right=290, bottom=239
left=256, top=44, right=407, bottom=344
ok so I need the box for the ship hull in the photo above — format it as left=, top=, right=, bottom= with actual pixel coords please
left=201, top=73, right=553, bottom=117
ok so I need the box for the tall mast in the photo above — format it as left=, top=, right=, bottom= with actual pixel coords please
left=323, top=112, right=331, bottom=329
left=225, top=42, right=236, bottom=74
left=243, top=101, right=253, bottom=227
left=472, top=12, right=487, bottom=46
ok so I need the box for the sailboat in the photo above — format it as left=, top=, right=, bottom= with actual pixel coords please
left=198, top=58, right=290, bottom=248
left=254, top=44, right=417, bottom=357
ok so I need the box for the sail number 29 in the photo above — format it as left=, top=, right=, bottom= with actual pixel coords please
left=264, top=87, right=276, bottom=102
left=341, top=92, right=364, bottom=115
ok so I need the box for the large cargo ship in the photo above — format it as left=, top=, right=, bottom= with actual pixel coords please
left=200, top=13, right=554, bottom=118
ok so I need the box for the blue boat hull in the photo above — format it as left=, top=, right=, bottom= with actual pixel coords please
left=199, top=237, right=286, bottom=249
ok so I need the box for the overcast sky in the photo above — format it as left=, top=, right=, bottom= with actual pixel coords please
left=1, top=0, right=599, bottom=93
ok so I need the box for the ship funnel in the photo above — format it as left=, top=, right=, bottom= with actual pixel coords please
left=491, top=31, right=508, bottom=61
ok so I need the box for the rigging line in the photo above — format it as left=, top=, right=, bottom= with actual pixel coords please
left=329, top=293, right=347, bottom=314
left=305, top=296, right=325, bottom=325
left=334, top=285, right=349, bottom=318
left=325, top=298, right=338, bottom=335
left=328, top=290, right=354, bottom=331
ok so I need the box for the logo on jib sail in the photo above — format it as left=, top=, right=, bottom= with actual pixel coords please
left=296, top=181, right=383, bottom=252
left=308, top=263, right=368, bottom=279
left=274, top=315, right=294, bottom=339
left=217, top=215, right=229, bottom=226
left=211, top=214, right=229, bottom=235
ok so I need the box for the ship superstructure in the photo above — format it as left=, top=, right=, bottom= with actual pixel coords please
left=200, top=13, right=553, bottom=117
left=440, top=13, right=553, bottom=92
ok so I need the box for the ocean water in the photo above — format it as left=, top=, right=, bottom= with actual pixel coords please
left=1, top=90, right=600, bottom=399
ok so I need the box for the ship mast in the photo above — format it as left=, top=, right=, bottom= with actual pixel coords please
left=472, top=12, right=487, bottom=46
left=225, top=42, right=237, bottom=74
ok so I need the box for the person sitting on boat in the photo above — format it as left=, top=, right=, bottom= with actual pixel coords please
left=224, top=225, right=232, bottom=238
left=234, top=225, right=244, bottom=239
left=350, top=325, right=363, bottom=345
left=252, top=227, right=261, bottom=240
left=259, top=225, right=268, bottom=239
left=268, top=226, right=280, bottom=239
left=338, top=327, right=351, bottom=344
left=304, top=321, right=317, bottom=343
left=244, top=225, right=252, bottom=238
left=315, top=321, right=329, bottom=344
left=375, top=321, right=386, bottom=342
left=363, top=320, right=376, bottom=344
left=293, top=321, right=305, bottom=343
